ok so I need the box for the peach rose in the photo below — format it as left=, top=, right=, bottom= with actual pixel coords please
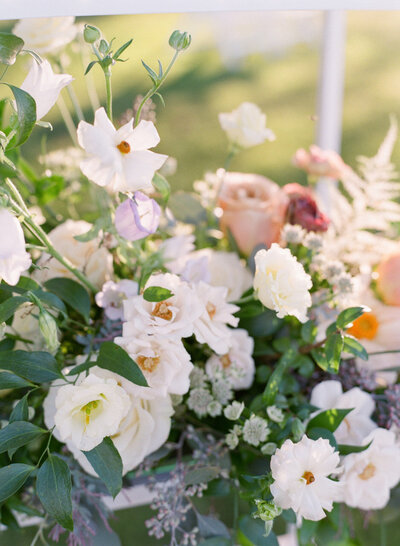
left=293, top=145, right=350, bottom=179
left=217, top=172, right=288, bottom=255
left=376, top=250, right=400, bottom=306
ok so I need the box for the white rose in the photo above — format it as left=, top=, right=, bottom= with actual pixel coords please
left=114, top=335, right=193, bottom=398
left=34, top=220, right=113, bottom=289
left=339, top=428, right=400, bottom=510
left=206, top=328, right=255, bottom=390
left=218, top=102, right=275, bottom=149
left=253, top=243, right=312, bottom=323
left=13, top=17, right=77, bottom=55
left=0, top=208, right=31, bottom=286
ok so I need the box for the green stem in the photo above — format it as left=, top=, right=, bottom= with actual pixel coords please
left=57, top=94, right=77, bottom=145
left=224, top=145, right=239, bottom=170
left=134, top=50, right=179, bottom=127
left=105, top=68, right=112, bottom=121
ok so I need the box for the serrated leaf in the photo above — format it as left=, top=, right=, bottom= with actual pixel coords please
left=152, top=172, right=170, bottom=202
left=0, top=350, right=61, bottom=383
left=0, top=464, right=34, bottom=503
left=143, top=286, right=173, bottom=302
left=336, top=306, right=367, bottom=330
left=0, top=421, right=45, bottom=453
left=307, top=408, right=353, bottom=433
left=96, top=342, right=148, bottom=387
left=343, top=336, right=368, bottom=361
left=44, top=278, right=90, bottom=321
left=0, top=33, right=24, bottom=65
left=325, top=333, right=344, bottom=373
left=36, top=455, right=73, bottom=531
left=0, top=371, right=32, bottom=389
left=83, top=437, right=122, bottom=498
left=184, top=466, right=220, bottom=486
left=0, top=295, right=29, bottom=322
left=5, top=84, right=36, bottom=148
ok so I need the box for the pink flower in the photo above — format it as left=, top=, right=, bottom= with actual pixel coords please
left=217, top=172, right=288, bottom=255
left=376, top=249, right=400, bottom=306
left=283, top=183, right=330, bottom=233
left=293, top=145, right=350, bottom=179
left=115, top=191, right=161, bottom=241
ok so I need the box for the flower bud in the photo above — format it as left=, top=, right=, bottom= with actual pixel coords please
left=83, top=24, right=101, bottom=44
left=115, top=192, right=161, bottom=241
left=39, top=309, right=59, bottom=353
left=169, top=30, right=191, bottom=51
left=291, top=417, right=306, bottom=442
left=283, top=183, right=330, bottom=233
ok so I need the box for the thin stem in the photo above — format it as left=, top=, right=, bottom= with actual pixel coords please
left=134, top=50, right=179, bottom=127
left=57, top=94, right=77, bottom=145
left=224, top=145, right=239, bottom=170
left=57, top=57, right=85, bottom=121
left=105, top=68, right=112, bottom=121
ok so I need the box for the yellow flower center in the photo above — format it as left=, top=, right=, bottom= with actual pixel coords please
left=152, top=301, right=173, bottom=321
left=206, top=302, right=217, bottom=319
left=220, top=354, right=232, bottom=369
left=302, top=471, right=315, bottom=485
left=137, top=355, right=160, bottom=373
left=358, top=462, right=376, bottom=480
left=117, top=140, right=131, bottom=154
left=347, top=312, right=379, bottom=340
left=81, top=399, right=100, bottom=425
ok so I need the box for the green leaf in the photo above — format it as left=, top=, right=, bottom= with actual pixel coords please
left=152, top=172, right=171, bottom=202
left=36, top=454, right=73, bottom=531
left=44, top=277, right=91, bottom=321
left=336, top=307, right=366, bottom=330
left=67, top=357, right=96, bottom=376
left=325, top=333, right=344, bottom=373
left=0, top=350, right=61, bottom=383
left=197, top=513, right=230, bottom=539
left=35, top=175, right=64, bottom=204
left=343, top=336, right=368, bottom=361
left=0, top=33, right=24, bottom=65
left=113, top=38, right=133, bottom=60
left=301, top=320, right=317, bottom=344
left=32, top=289, right=67, bottom=315
left=6, top=84, right=36, bottom=148
left=311, top=348, right=329, bottom=372
left=238, top=515, right=279, bottom=546
left=0, top=276, right=39, bottom=295
left=141, top=60, right=159, bottom=84
left=263, top=349, right=297, bottom=405
left=0, top=464, right=34, bottom=503
left=0, top=421, right=45, bottom=454
left=96, top=342, right=148, bottom=387
left=199, top=539, right=231, bottom=546
left=143, top=286, right=173, bottom=302
left=168, top=192, right=207, bottom=224
left=184, top=466, right=220, bottom=486
left=83, top=437, right=122, bottom=498
left=307, top=408, right=353, bottom=433
left=85, top=60, right=99, bottom=75
left=338, top=441, right=372, bottom=455
left=10, top=393, right=29, bottom=423
left=0, top=371, right=33, bottom=389
left=0, top=295, right=28, bottom=323
left=307, top=427, right=338, bottom=450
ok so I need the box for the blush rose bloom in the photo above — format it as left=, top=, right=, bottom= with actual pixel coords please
left=34, top=220, right=113, bottom=289
left=292, top=145, right=350, bottom=179
left=376, top=248, right=400, bottom=306
left=283, top=183, right=330, bottom=233
left=217, top=172, right=289, bottom=255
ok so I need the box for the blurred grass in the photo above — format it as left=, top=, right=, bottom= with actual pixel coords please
left=1, top=10, right=400, bottom=546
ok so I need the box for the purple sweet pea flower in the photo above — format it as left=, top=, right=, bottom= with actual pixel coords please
left=115, top=191, right=161, bottom=241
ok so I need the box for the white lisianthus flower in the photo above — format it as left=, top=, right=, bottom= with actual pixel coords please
left=0, top=208, right=31, bottom=286
left=50, top=372, right=131, bottom=451
left=253, top=243, right=312, bottom=323
left=206, top=328, right=255, bottom=390
left=34, top=220, right=113, bottom=289
left=44, top=367, right=173, bottom=475
left=270, top=436, right=342, bottom=521
left=114, top=335, right=193, bottom=398
left=77, top=107, right=167, bottom=193
left=192, top=282, right=239, bottom=355
left=122, top=273, right=203, bottom=340
left=218, top=102, right=275, bottom=149
left=339, top=428, right=400, bottom=510
left=20, top=60, right=73, bottom=120
left=95, top=280, right=138, bottom=320
left=13, top=17, right=77, bottom=55
left=310, top=380, right=376, bottom=446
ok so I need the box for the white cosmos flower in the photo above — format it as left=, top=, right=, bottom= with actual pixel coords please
left=13, top=17, right=77, bottom=55
left=192, top=282, right=239, bottom=355
left=339, top=428, right=400, bottom=510
left=114, top=335, right=193, bottom=398
left=206, top=328, right=255, bottom=390
left=95, top=280, right=138, bottom=320
left=34, top=220, right=113, bottom=289
left=310, top=381, right=377, bottom=446
left=254, top=243, right=312, bottom=323
left=0, top=208, right=31, bottom=286
left=77, top=107, right=167, bottom=193
left=20, top=60, right=73, bottom=120
left=44, top=367, right=173, bottom=475
left=122, top=273, right=203, bottom=340
left=270, top=436, right=342, bottom=521
left=218, top=102, right=275, bottom=149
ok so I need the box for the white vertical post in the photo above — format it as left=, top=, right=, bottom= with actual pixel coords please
left=315, top=10, right=347, bottom=212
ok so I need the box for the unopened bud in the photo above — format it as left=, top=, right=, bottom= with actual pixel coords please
left=168, top=30, right=191, bottom=51
left=291, top=417, right=306, bottom=442
left=39, top=309, right=59, bottom=353
left=83, top=24, right=101, bottom=44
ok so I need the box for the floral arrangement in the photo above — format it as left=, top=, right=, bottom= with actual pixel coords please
left=0, top=17, right=400, bottom=546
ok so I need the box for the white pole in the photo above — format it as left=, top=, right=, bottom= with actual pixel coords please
left=315, top=10, right=347, bottom=212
